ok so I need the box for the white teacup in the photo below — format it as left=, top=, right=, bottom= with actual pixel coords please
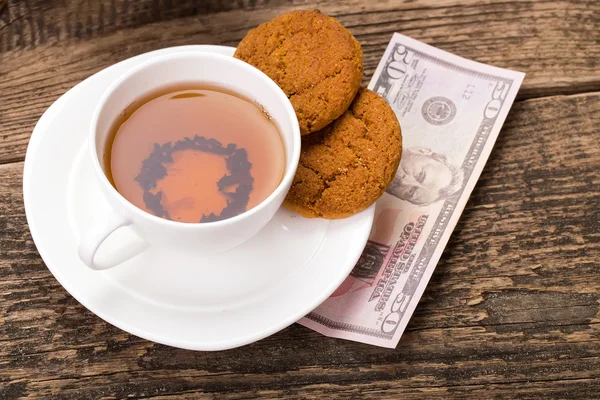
left=78, top=52, right=301, bottom=270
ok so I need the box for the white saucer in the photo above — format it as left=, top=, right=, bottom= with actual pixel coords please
left=23, top=45, right=375, bottom=351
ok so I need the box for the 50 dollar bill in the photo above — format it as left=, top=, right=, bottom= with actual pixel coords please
left=299, top=33, right=525, bottom=348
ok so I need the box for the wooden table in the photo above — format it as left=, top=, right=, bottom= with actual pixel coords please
left=1, top=1, right=599, bottom=398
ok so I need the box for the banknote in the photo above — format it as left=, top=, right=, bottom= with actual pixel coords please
left=299, top=33, right=525, bottom=348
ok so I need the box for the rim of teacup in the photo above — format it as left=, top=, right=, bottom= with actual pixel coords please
left=89, top=50, right=301, bottom=229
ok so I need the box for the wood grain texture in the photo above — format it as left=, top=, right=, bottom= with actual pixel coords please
left=1, top=0, right=600, bottom=163
left=1, top=90, right=599, bottom=399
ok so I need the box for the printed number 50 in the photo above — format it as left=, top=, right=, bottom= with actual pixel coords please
left=485, top=81, right=510, bottom=119
left=386, top=45, right=414, bottom=80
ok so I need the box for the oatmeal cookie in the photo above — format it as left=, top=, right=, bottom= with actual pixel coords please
left=283, top=88, right=402, bottom=218
left=234, top=10, right=363, bottom=135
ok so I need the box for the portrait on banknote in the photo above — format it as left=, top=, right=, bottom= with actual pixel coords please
left=387, top=147, right=464, bottom=206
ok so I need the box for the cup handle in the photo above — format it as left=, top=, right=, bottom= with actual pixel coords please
left=78, top=210, right=138, bottom=270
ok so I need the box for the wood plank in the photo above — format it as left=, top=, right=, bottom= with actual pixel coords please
left=115, top=379, right=600, bottom=400
left=1, top=0, right=599, bottom=163
left=1, top=92, right=598, bottom=398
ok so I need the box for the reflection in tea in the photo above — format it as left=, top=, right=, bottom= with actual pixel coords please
left=105, top=85, right=286, bottom=223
